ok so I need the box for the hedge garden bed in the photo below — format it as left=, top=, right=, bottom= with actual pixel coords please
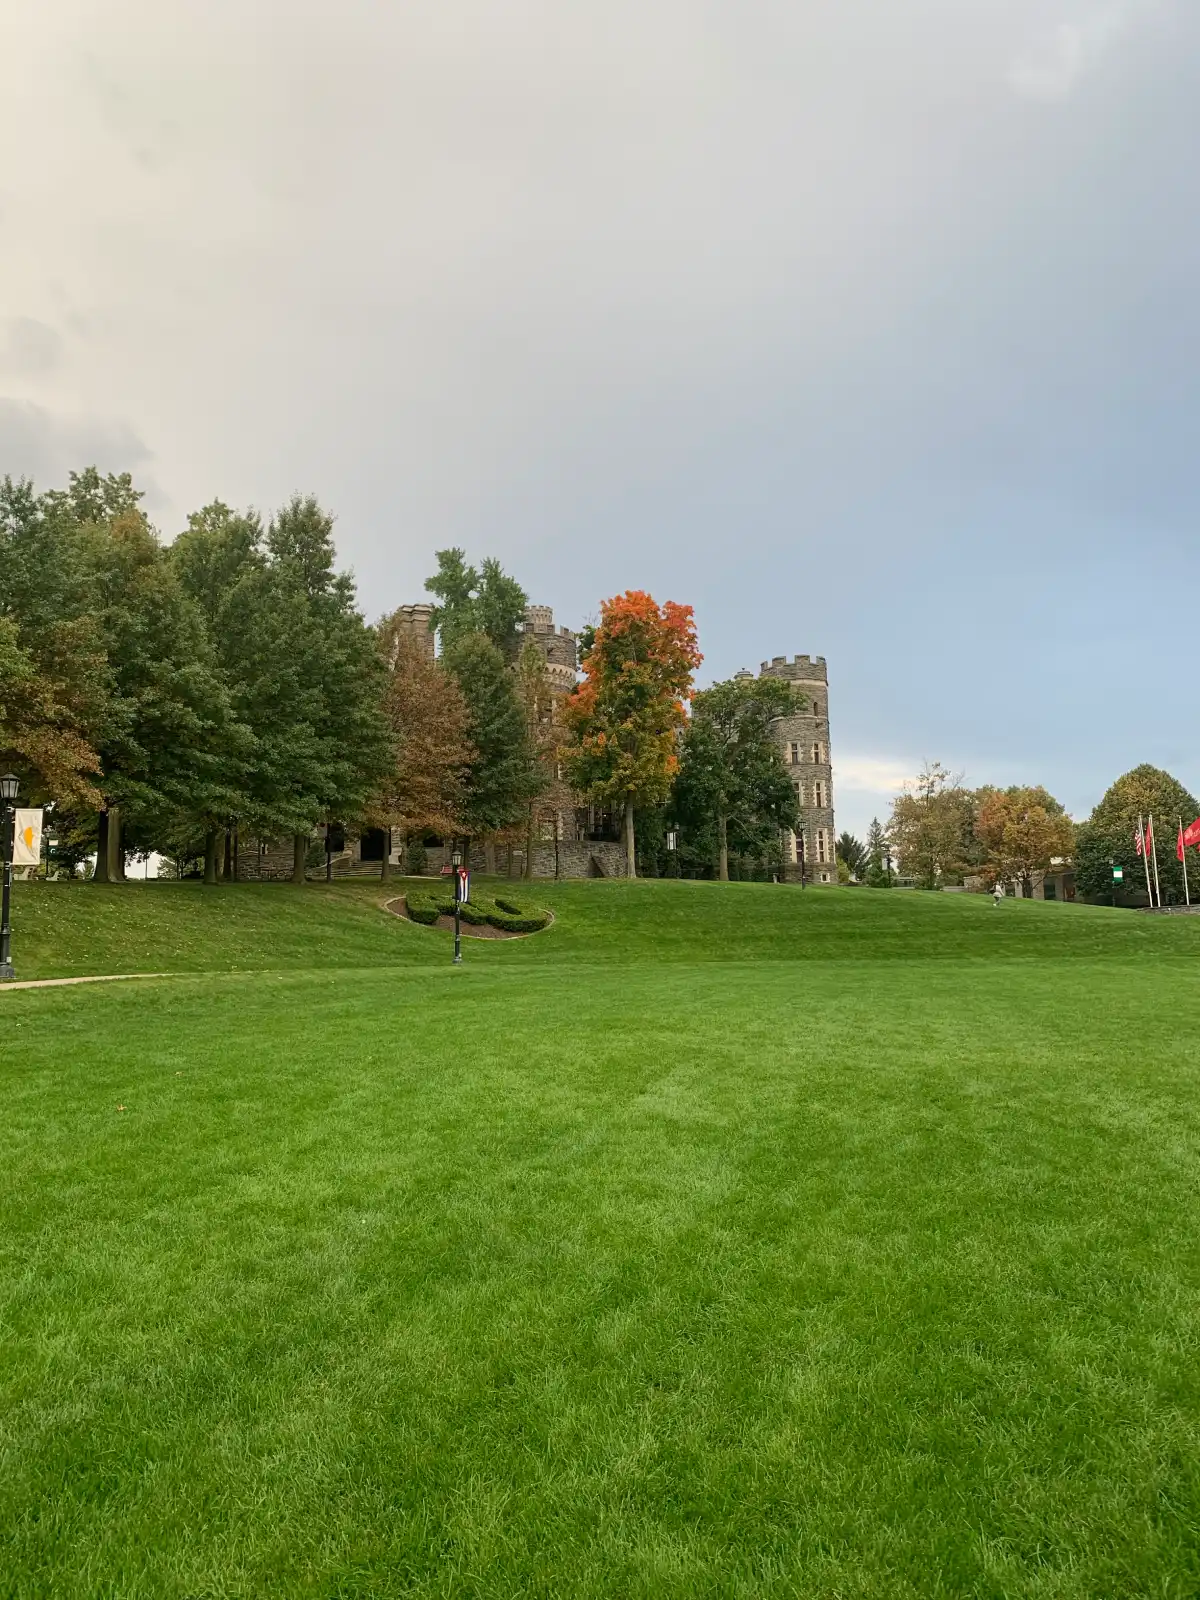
left=385, top=891, right=553, bottom=939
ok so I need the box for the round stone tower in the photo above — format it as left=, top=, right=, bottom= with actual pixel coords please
left=755, top=654, right=835, bottom=883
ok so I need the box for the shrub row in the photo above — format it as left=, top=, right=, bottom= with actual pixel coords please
left=402, top=890, right=550, bottom=934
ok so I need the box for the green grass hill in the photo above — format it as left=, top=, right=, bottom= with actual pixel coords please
left=4, top=881, right=1200, bottom=1596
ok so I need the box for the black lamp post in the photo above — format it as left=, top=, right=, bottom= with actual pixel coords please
left=885, top=847, right=893, bottom=888
left=1, top=773, right=19, bottom=982
left=450, top=847, right=464, bottom=965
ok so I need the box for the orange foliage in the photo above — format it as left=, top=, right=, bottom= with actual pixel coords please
left=563, top=591, right=701, bottom=808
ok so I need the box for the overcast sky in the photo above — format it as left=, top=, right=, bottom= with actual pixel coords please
left=3, top=0, right=1198, bottom=838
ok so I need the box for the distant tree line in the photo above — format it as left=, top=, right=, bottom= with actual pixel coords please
left=836, top=760, right=1199, bottom=903
left=1, top=469, right=802, bottom=882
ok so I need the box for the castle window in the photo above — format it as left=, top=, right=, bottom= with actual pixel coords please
left=788, top=742, right=800, bottom=764
left=811, top=742, right=820, bottom=764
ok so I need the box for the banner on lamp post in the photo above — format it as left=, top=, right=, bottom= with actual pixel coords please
left=12, top=809, right=43, bottom=867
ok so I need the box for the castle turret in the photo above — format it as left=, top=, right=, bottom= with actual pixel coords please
left=521, top=604, right=578, bottom=693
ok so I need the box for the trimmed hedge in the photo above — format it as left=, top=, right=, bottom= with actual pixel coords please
left=402, top=889, right=551, bottom=934
left=404, top=892, right=441, bottom=925
left=488, top=896, right=551, bottom=933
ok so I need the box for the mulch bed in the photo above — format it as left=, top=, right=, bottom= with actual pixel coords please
left=383, top=897, right=550, bottom=940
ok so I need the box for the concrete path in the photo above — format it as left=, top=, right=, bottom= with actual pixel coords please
left=0, top=973, right=167, bottom=993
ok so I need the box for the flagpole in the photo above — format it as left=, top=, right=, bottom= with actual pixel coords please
left=1139, top=815, right=1154, bottom=906
left=1150, top=812, right=1163, bottom=908
left=1180, top=816, right=1191, bottom=907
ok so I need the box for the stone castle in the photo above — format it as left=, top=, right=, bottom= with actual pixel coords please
left=402, top=604, right=837, bottom=882
left=243, top=603, right=835, bottom=880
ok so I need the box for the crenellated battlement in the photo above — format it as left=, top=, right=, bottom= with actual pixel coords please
left=758, top=653, right=827, bottom=682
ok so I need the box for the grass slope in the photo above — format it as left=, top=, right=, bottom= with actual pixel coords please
left=11, top=874, right=1200, bottom=979
left=3, top=883, right=1200, bottom=1597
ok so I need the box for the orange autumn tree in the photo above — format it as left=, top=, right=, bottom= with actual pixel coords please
left=563, top=591, right=701, bottom=878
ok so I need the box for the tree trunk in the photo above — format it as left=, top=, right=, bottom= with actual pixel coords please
left=718, top=811, right=729, bottom=882
left=109, top=807, right=124, bottom=881
left=204, top=830, right=220, bottom=885
left=292, top=833, right=307, bottom=885
left=223, top=829, right=233, bottom=881
left=381, top=827, right=392, bottom=881
left=623, top=797, right=636, bottom=879
left=524, top=808, right=535, bottom=880
left=94, top=809, right=111, bottom=883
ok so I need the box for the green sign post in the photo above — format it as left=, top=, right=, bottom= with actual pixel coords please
left=1112, top=866, right=1124, bottom=883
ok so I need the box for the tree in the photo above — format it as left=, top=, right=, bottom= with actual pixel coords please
left=864, top=817, right=889, bottom=887
left=426, top=549, right=528, bottom=661
left=674, top=674, right=799, bottom=880
left=1075, top=764, right=1199, bottom=905
left=442, top=633, right=539, bottom=853
left=86, top=508, right=251, bottom=882
left=887, top=762, right=974, bottom=889
left=174, top=493, right=389, bottom=884
left=261, top=495, right=390, bottom=882
left=0, top=476, right=108, bottom=808
left=370, top=617, right=473, bottom=878
left=563, top=591, right=702, bottom=878
left=837, top=831, right=867, bottom=879
left=974, top=786, right=1074, bottom=895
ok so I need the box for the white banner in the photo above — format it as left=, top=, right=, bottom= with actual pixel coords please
left=12, top=808, right=43, bottom=867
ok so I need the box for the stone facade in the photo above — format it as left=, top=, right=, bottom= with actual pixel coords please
left=749, top=654, right=836, bottom=884
left=391, top=603, right=436, bottom=660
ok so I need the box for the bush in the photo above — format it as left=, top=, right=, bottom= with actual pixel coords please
left=404, top=891, right=441, bottom=925
left=489, top=896, right=551, bottom=933
left=405, top=839, right=428, bottom=875
left=405, top=889, right=551, bottom=934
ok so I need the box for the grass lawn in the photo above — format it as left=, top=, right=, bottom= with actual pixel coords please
left=3, top=880, right=1200, bottom=1596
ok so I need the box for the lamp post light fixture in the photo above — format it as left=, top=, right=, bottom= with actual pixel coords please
left=1, top=772, right=19, bottom=982
left=450, top=847, right=464, bottom=965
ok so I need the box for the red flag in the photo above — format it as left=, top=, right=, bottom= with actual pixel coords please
left=1144, top=817, right=1154, bottom=858
left=1179, top=824, right=1186, bottom=862
left=1184, top=817, right=1200, bottom=850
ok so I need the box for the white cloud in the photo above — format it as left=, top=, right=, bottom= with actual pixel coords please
left=833, top=754, right=916, bottom=796
left=1008, top=1, right=1161, bottom=101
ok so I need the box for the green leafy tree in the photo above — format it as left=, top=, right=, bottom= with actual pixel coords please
left=837, top=831, right=867, bottom=879
left=0, top=476, right=109, bottom=807
left=864, top=816, right=890, bottom=887
left=426, top=548, right=528, bottom=660
left=87, top=508, right=251, bottom=881
left=674, top=674, right=800, bottom=880
left=1075, top=765, right=1199, bottom=905
left=175, top=494, right=389, bottom=883
left=442, top=632, right=540, bottom=851
left=887, top=762, right=974, bottom=889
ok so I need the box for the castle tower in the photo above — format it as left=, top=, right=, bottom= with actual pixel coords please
left=756, top=654, right=836, bottom=883
left=520, top=604, right=578, bottom=693
left=391, top=603, right=436, bottom=661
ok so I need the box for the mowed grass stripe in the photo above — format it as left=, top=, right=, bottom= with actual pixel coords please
left=4, top=907, right=1200, bottom=1596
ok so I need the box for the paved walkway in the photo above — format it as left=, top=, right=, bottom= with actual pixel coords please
left=0, top=973, right=167, bottom=993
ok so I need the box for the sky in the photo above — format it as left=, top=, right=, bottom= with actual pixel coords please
left=3, top=0, right=1199, bottom=840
